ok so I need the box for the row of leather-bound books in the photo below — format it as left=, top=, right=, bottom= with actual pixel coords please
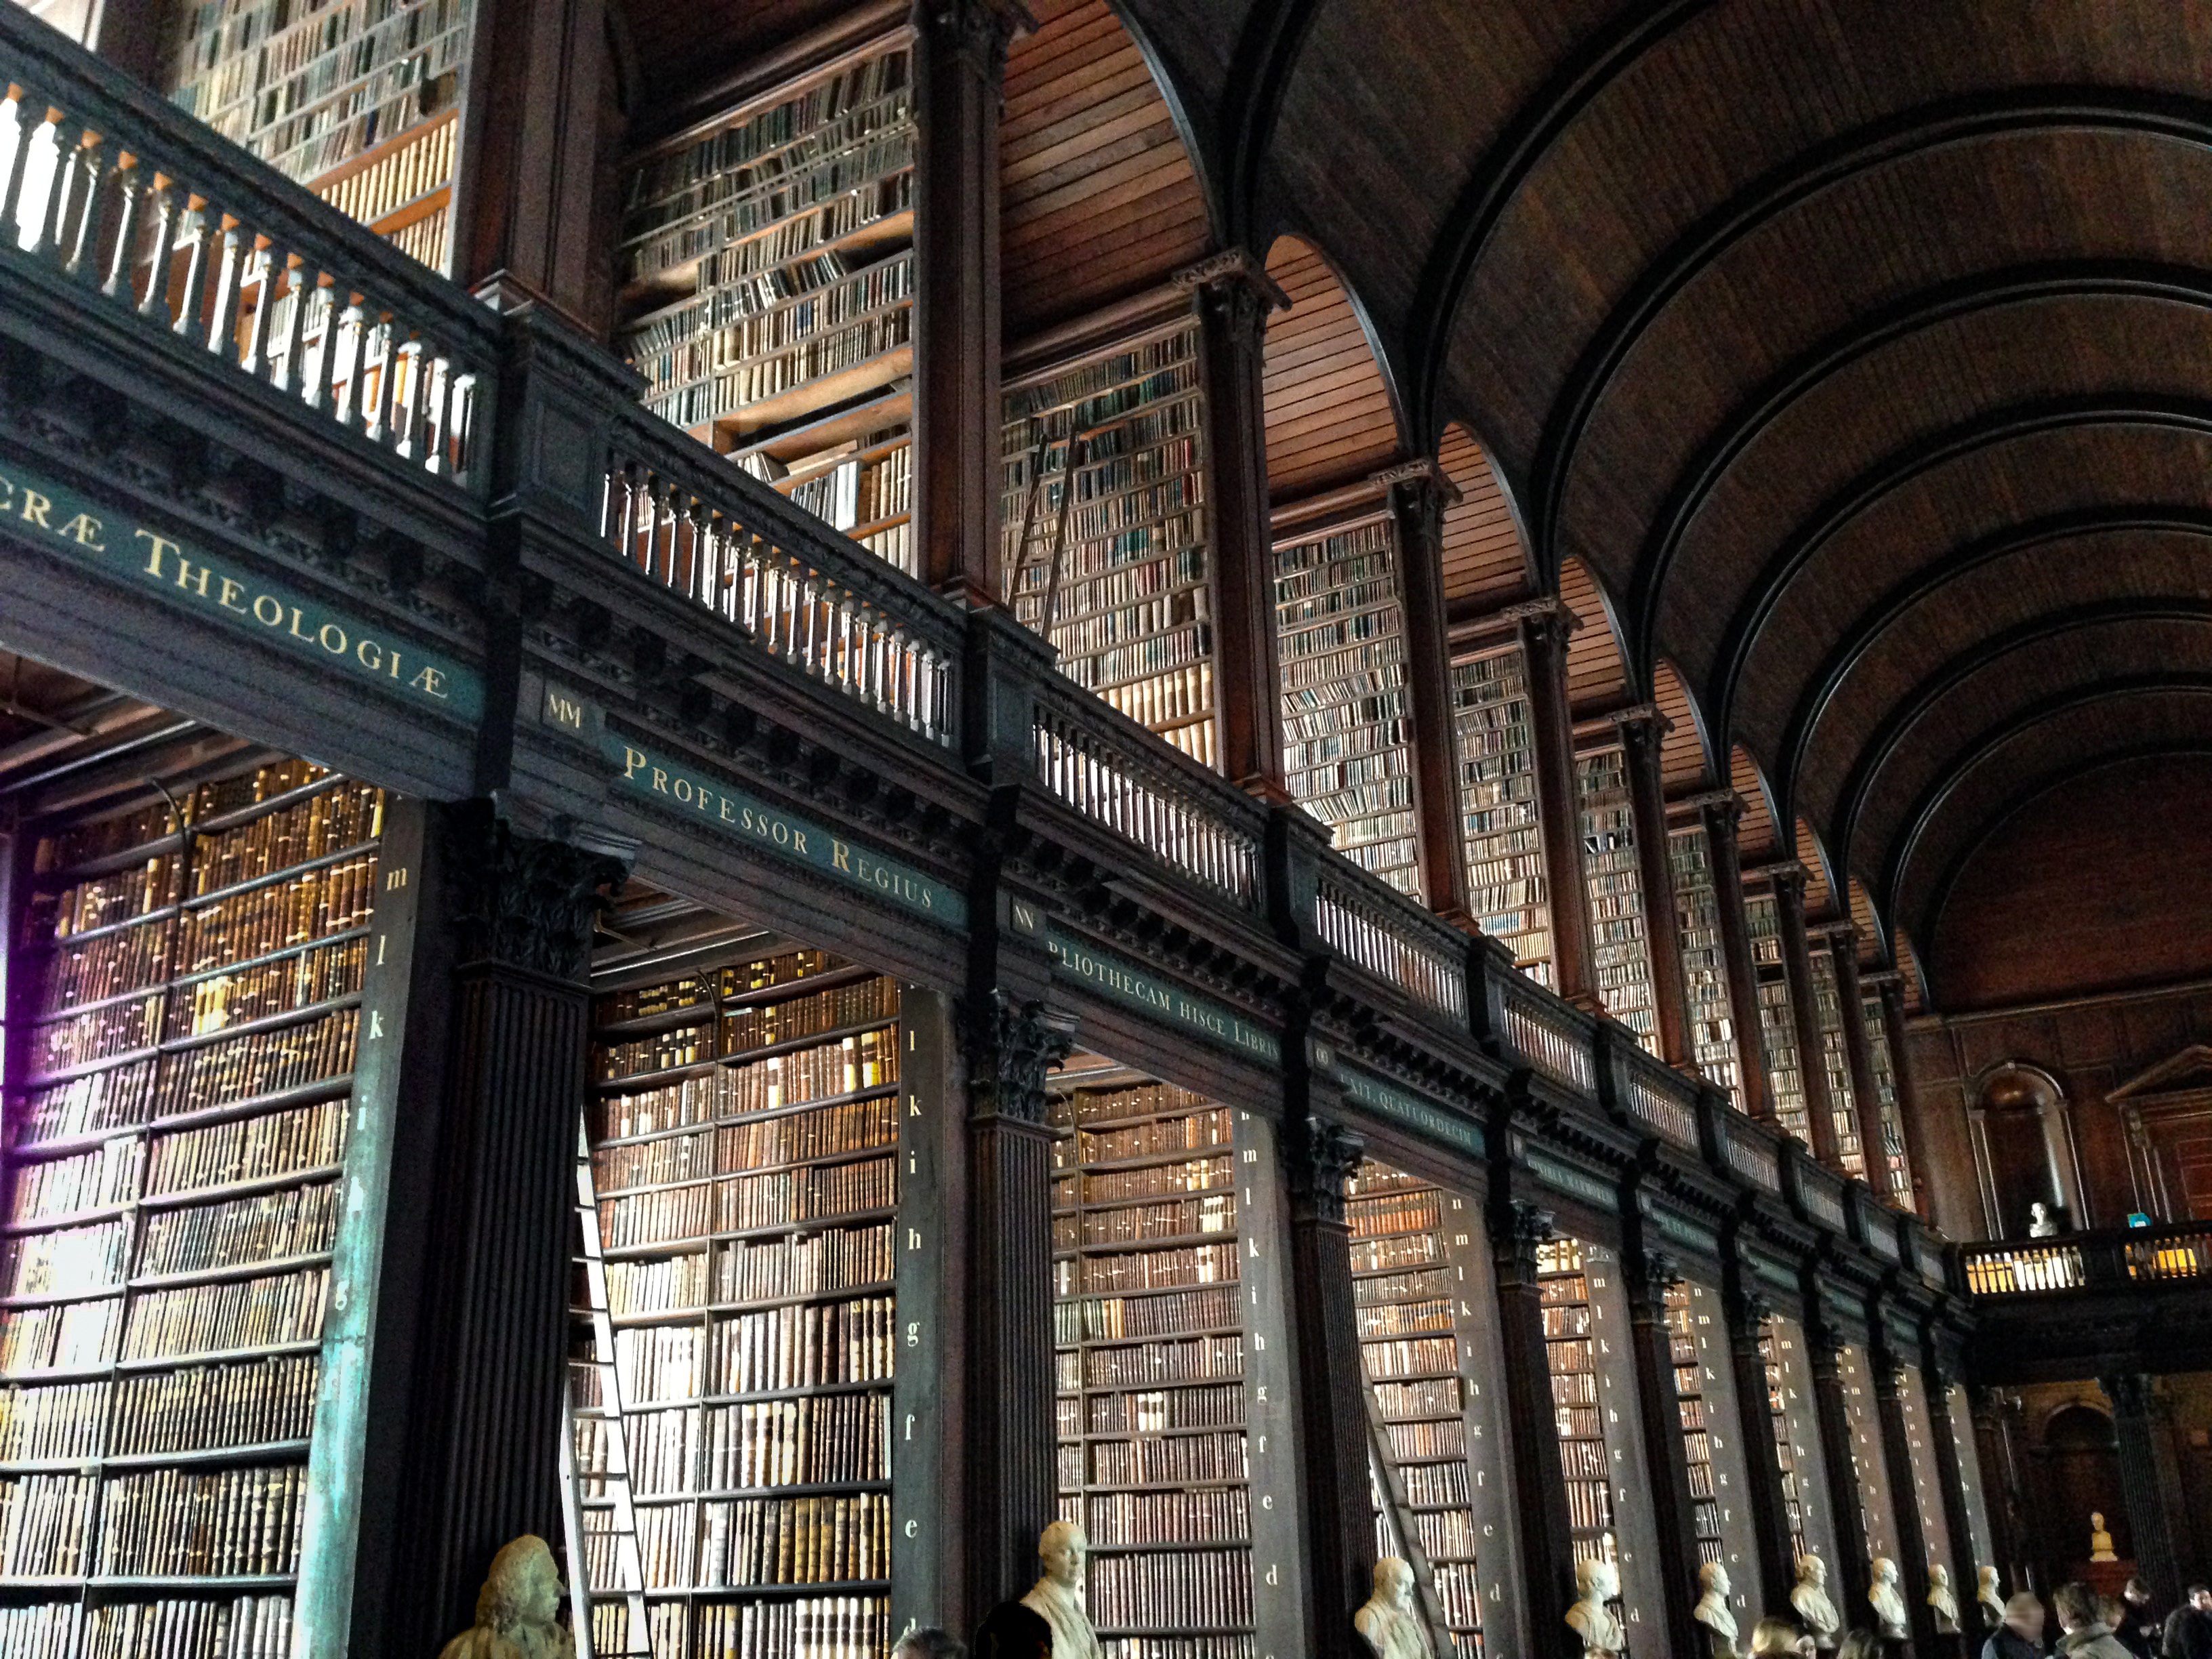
left=602, top=1219, right=893, bottom=1314
left=0, top=1356, right=319, bottom=1462
left=628, top=1490, right=890, bottom=1589
left=0, top=1593, right=292, bottom=1659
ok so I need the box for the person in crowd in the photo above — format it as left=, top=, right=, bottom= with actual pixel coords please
left=2160, top=1587, right=2212, bottom=1659
left=1751, top=1616, right=1817, bottom=1658
left=2123, top=1581, right=2163, bottom=1659
left=1837, top=1629, right=1882, bottom=1659
left=2057, top=1582, right=2142, bottom=1659
left=1986, top=1591, right=2049, bottom=1659
left=896, top=1633, right=968, bottom=1659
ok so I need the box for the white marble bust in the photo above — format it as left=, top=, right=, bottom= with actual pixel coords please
left=1021, top=1520, right=1103, bottom=1659
left=438, top=1536, right=575, bottom=1659
left=1978, top=1565, right=2005, bottom=1627
left=1567, top=1556, right=1626, bottom=1659
left=1792, top=1553, right=1842, bottom=1651
left=1869, top=1557, right=1910, bottom=1639
left=1355, top=1557, right=1433, bottom=1659
left=1694, top=1560, right=1740, bottom=1658
left=1929, top=1562, right=1960, bottom=1633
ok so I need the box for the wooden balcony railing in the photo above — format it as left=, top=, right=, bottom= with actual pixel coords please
left=0, top=9, right=497, bottom=490
left=1957, top=1222, right=2212, bottom=1296
left=1313, top=859, right=1469, bottom=1024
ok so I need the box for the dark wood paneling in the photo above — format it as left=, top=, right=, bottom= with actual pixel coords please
left=1559, top=554, right=1628, bottom=716
left=1652, top=659, right=1711, bottom=794
left=1437, top=421, right=1531, bottom=610
left=1000, top=0, right=1212, bottom=338
left=1731, top=745, right=1778, bottom=864
left=1262, top=237, right=1403, bottom=500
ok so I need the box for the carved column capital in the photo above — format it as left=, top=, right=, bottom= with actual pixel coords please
left=442, top=802, right=626, bottom=979
left=2102, top=1370, right=2158, bottom=1419
left=1174, top=247, right=1289, bottom=355
left=1286, top=1113, right=1365, bottom=1225
left=1767, top=861, right=1809, bottom=907
left=1500, top=1198, right=1557, bottom=1276
left=1731, top=1284, right=1774, bottom=1332
left=916, top=0, right=1031, bottom=82
left=1629, top=1246, right=1683, bottom=1315
left=958, top=991, right=1077, bottom=1124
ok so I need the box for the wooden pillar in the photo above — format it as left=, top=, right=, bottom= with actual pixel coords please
left=1876, top=979, right=1933, bottom=1218
left=960, top=991, right=1076, bottom=1616
left=914, top=0, right=1025, bottom=605
left=2104, top=1372, right=2194, bottom=1599
left=1872, top=1347, right=1941, bottom=1657
left=1808, top=1324, right=1875, bottom=1614
left=1925, top=1361, right=1988, bottom=1647
left=1971, top=1387, right=2030, bottom=1591
left=1772, top=865, right=1844, bottom=1171
left=1698, top=791, right=1774, bottom=1122
left=1492, top=1195, right=1580, bottom=1657
left=1387, top=462, right=1475, bottom=924
left=1725, top=1283, right=1799, bottom=1614
left=1518, top=601, right=1597, bottom=1006
left=453, top=0, right=613, bottom=322
left=1623, top=1246, right=1704, bottom=1659
left=380, top=801, right=626, bottom=1658
left=1177, top=249, right=1291, bottom=798
left=1830, top=930, right=1891, bottom=1196
left=1285, top=1112, right=1376, bottom=1658
left=1618, top=706, right=1692, bottom=1067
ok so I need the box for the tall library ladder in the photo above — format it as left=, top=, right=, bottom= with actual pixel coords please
left=569, top=1112, right=653, bottom=1658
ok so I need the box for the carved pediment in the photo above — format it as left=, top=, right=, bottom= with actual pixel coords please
left=2109, top=1045, right=2212, bottom=1115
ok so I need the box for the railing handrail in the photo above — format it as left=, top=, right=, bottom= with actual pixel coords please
left=1311, top=847, right=1470, bottom=1023
left=1615, top=1043, right=1701, bottom=1151
left=0, top=5, right=497, bottom=351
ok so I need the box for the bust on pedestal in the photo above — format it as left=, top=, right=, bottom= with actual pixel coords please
left=1792, top=1554, right=1843, bottom=1652
left=1978, top=1566, right=2005, bottom=1629
left=1694, top=1561, right=1740, bottom=1658
left=974, top=1522, right=1103, bottom=1659
left=1355, top=1558, right=1433, bottom=1659
left=1929, top=1562, right=1960, bottom=1635
left=1566, top=1557, right=1626, bottom=1659
left=1869, top=1558, right=1910, bottom=1641
left=436, top=1536, right=575, bottom=1659
left=2089, top=1512, right=2119, bottom=1563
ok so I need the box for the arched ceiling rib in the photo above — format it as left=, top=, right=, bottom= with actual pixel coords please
left=1106, top=0, right=2212, bottom=1000
left=1261, top=237, right=1404, bottom=501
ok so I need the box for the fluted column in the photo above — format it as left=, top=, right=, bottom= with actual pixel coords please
left=1807, top=1324, right=1874, bottom=1616
left=1830, top=930, right=1891, bottom=1195
left=1387, top=462, right=1475, bottom=924
left=1727, top=1284, right=1799, bottom=1612
left=1176, top=249, right=1291, bottom=798
left=1925, top=1364, right=1987, bottom=1647
left=960, top=992, right=1078, bottom=1614
left=1493, top=1197, right=1580, bottom=1656
left=380, top=802, right=626, bottom=1657
left=1617, top=706, right=1692, bottom=1066
left=1285, top=1113, right=1374, bottom=1659
left=1872, top=1349, right=1939, bottom=1656
left=1518, top=601, right=1597, bottom=1005
left=1772, top=865, right=1844, bottom=1171
left=1970, top=1387, right=2028, bottom=1590
left=914, top=0, right=1027, bottom=603
left=2104, top=1372, right=2193, bottom=1599
left=1624, top=1247, right=1703, bottom=1659
left=1698, top=791, right=1774, bottom=1122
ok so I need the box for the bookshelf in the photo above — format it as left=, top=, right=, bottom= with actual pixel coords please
left=1896, top=1366, right=1952, bottom=1585
left=1576, top=747, right=1655, bottom=1051
left=616, top=41, right=919, bottom=575
left=1002, top=321, right=1218, bottom=762
left=573, top=945, right=916, bottom=1659
left=1050, top=1069, right=1303, bottom=1659
left=1744, top=891, right=1809, bottom=1149
left=1667, top=826, right=1742, bottom=1107
left=1860, top=999, right=1911, bottom=1204
left=1663, top=1279, right=1757, bottom=1607
left=1535, top=1238, right=1622, bottom=1605
left=1274, top=516, right=1420, bottom=896
left=0, top=759, right=385, bottom=1657
left=1837, top=1345, right=1897, bottom=1565
left=1452, top=646, right=1551, bottom=983
left=166, top=0, right=472, bottom=266
left=1347, top=1161, right=1494, bottom=1658
left=1806, top=953, right=1864, bottom=1180
left=1759, top=1316, right=1838, bottom=1577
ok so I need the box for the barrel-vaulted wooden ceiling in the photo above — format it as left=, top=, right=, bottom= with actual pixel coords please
left=1093, top=0, right=2212, bottom=968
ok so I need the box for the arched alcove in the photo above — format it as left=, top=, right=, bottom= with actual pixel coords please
left=1971, top=1061, right=2087, bottom=1239
left=1261, top=234, right=1404, bottom=501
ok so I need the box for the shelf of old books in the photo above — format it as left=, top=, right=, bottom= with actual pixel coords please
left=0, top=757, right=387, bottom=1658
left=1535, top=1235, right=1660, bottom=1650
left=1001, top=320, right=1218, bottom=762
left=615, top=36, right=919, bottom=575
left=1666, top=825, right=1742, bottom=1108
left=1048, top=1057, right=1301, bottom=1659
left=1759, top=1315, right=1838, bottom=1575
left=1347, top=1158, right=1515, bottom=1659
left=1860, top=998, right=1912, bottom=1206
left=1744, top=890, right=1809, bottom=1149
left=166, top=0, right=473, bottom=267
left=573, top=937, right=924, bottom=1659
left=1576, top=746, right=1655, bottom=1052
left=1837, top=1345, right=1899, bottom=1568
left=1451, top=645, right=1551, bottom=983
left=1893, top=1364, right=1955, bottom=1588
left=1273, top=513, right=1420, bottom=896
left=1805, top=951, right=1864, bottom=1180
left=1662, top=1280, right=1757, bottom=1606
left=1941, top=1378, right=1994, bottom=1572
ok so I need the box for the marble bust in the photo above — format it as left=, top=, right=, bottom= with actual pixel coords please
left=2028, top=1202, right=2060, bottom=1238
left=1021, top=1521, right=1103, bottom=1659
left=438, top=1536, right=575, bottom=1659
left=1791, top=1553, right=1842, bottom=1651
left=1355, top=1557, right=1433, bottom=1659
left=2089, top=1512, right=2118, bottom=1562
left=1869, top=1557, right=1910, bottom=1640
left=1978, top=1565, right=2006, bottom=1627
left=1929, top=1562, right=1960, bottom=1634
left=1566, top=1557, right=1626, bottom=1659
left=1694, top=1560, right=1740, bottom=1658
